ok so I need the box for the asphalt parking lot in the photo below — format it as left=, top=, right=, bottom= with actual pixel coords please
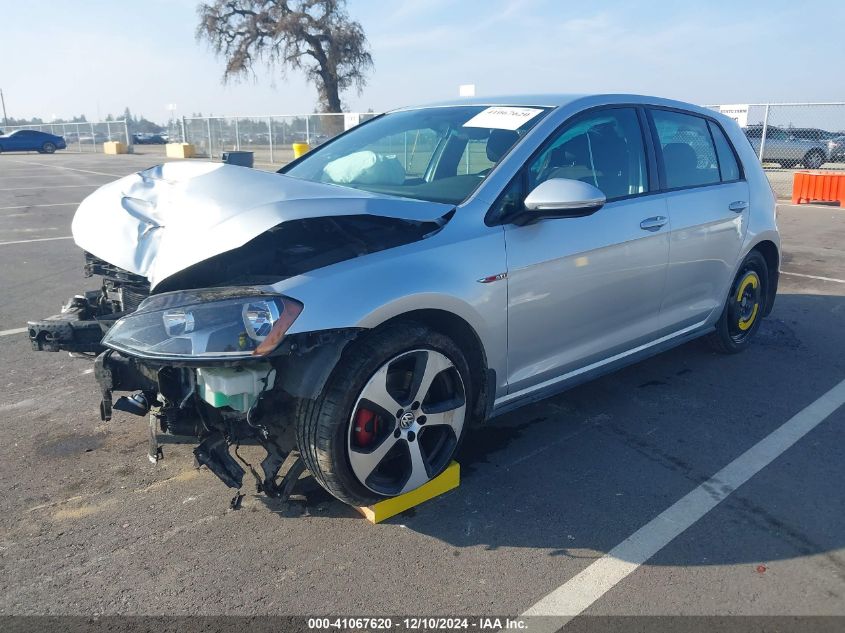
left=0, top=152, right=843, bottom=625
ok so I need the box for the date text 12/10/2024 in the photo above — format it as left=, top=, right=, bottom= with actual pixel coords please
left=306, top=617, right=528, bottom=630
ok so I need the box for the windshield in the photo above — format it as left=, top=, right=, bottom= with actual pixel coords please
left=282, top=105, right=551, bottom=205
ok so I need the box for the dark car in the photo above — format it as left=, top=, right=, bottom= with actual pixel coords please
left=132, top=133, right=167, bottom=145
left=0, top=129, right=67, bottom=153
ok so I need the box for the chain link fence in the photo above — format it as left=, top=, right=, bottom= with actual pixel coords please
left=176, top=112, right=377, bottom=164
left=4, top=104, right=844, bottom=199
left=0, top=120, right=130, bottom=153
left=707, top=103, right=845, bottom=197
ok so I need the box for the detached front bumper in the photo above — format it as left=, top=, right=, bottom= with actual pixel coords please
left=27, top=293, right=114, bottom=354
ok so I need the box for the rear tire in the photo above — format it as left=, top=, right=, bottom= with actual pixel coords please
left=707, top=251, right=768, bottom=354
left=295, top=321, right=472, bottom=506
left=802, top=150, right=824, bottom=169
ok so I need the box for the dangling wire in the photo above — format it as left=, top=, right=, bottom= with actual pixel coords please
left=234, top=441, right=264, bottom=492
left=245, top=366, right=276, bottom=435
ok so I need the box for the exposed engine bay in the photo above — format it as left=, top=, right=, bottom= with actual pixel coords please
left=27, top=162, right=449, bottom=503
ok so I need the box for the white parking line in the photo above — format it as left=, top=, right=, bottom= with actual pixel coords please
left=0, top=174, right=112, bottom=179
left=0, top=184, right=99, bottom=191
left=0, top=327, right=27, bottom=337
left=2, top=227, right=59, bottom=233
left=781, top=271, right=845, bottom=284
left=0, top=203, right=79, bottom=210
left=1, top=158, right=127, bottom=178
left=777, top=202, right=845, bottom=211
left=0, top=236, right=73, bottom=246
left=522, top=377, right=845, bottom=627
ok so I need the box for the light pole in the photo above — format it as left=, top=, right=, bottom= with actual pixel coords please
left=167, top=103, right=177, bottom=140
left=0, top=89, right=8, bottom=127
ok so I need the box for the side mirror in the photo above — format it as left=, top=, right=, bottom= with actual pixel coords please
left=510, top=178, right=606, bottom=225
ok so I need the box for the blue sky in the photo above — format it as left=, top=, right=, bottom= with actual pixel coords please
left=2, top=0, right=843, bottom=122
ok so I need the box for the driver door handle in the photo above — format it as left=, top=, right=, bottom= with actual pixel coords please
left=640, top=216, right=668, bottom=232
left=729, top=201, right=748, bottom=213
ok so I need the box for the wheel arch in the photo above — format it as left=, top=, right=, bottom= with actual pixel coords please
left=373, top=308, right=492, bottom=425
left=750, top=239, right=780, bottom=316
left=276, top=307, right=494, bottom=426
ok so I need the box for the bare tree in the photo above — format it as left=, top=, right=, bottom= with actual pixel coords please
left=197, top=0, right=372, bottom=113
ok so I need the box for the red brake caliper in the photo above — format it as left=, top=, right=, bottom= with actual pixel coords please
left=354, top=408, right=379, bottom=447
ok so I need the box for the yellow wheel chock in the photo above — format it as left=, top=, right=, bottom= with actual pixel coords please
left=356, top=461, right=460, bottom=524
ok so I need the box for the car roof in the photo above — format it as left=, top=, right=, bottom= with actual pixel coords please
left=393, top=93, right=721, bottom=119
left=404, top=94, right=587, bottom=109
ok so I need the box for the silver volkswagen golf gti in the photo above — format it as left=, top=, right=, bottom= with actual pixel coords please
left=29, top=94, right=780, bottom=506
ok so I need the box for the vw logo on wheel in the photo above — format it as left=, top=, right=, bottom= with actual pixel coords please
left=399, top=411, right=415, bottom=429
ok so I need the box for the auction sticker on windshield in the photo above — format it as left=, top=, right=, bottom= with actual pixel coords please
left=463, top=106, right=544, bottom=130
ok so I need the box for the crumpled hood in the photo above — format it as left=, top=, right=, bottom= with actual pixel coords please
left=72, top=161, right=452, bottom=289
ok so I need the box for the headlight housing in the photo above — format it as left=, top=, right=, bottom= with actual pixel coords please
left=101, top=288, right=303, bottom=361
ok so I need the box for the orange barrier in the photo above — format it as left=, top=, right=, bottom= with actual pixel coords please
left=791, top=171, right=845, bottom=206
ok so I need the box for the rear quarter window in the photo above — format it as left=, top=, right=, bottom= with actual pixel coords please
left=708, top=121, right=741, bottom=182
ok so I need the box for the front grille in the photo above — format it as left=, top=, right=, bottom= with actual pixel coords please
left=84, top=252, right=150, bottom=313
left=119, top=286, right=148, bottom=313
left=84, top=252, right=149, bottom=286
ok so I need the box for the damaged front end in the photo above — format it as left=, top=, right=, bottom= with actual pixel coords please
left=26, top=161, right=452, bottom=501
left=92, top=297, right=359, bottom=501
left=28, top=252, right=150, bottom=354
left=84, top=281, right=367, bottom=501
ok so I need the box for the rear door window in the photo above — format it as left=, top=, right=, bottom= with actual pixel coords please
left=707, top=121, right=741, bottom=182
left=651, top=110, right=720, bottom=189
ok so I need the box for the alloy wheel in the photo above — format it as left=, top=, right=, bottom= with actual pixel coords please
left=347, top=349, right=466, bottom=496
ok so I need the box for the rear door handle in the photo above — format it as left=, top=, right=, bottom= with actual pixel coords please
left=729, top=201, right=748, bottom=213
left=639, top=216, right=668, bottom=232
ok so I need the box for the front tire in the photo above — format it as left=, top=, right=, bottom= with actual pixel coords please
left=42, top=142, right=57, bottom=154
left=295, top=321, right=472, bottom=506
left=707, top=251, right=768, bottom=354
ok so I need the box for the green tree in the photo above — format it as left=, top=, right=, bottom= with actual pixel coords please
left=196, top=0, right=372, bottom=113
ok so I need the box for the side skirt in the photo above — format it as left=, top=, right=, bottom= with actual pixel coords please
left=489, top=322, right=714, bottom=419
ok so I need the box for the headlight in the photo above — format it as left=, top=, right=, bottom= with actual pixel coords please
left=242, top=300, right=279, bottom=339
left=101, top=288, right=303, bottom=361
left=162, top=308, right=195, bottom=336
